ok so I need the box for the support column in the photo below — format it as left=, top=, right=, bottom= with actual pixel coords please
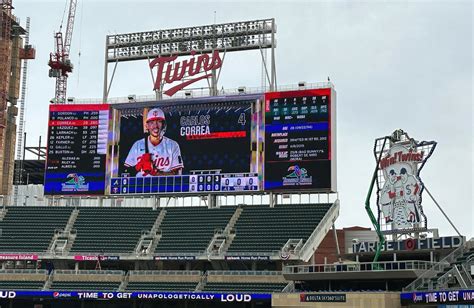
left=332, top=224, right=341, bottom=262
left=102, top=37, right=109, bottom=103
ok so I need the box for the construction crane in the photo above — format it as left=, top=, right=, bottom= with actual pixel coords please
left=48, top=0, right=77, bottom=104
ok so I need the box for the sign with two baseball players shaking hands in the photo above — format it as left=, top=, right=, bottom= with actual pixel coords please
left=376, top=131, right=436, bottom=231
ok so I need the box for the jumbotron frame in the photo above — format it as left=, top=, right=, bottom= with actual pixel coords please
left=103, top=18, right=277, bottom=102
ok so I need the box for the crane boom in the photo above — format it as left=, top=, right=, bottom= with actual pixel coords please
left=63, top=0, right=77, bottom=56
left=48, top=0, right=78, bottom=104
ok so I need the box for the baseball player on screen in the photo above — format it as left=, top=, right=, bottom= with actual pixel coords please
left=124, top=108, right=184, bottom=176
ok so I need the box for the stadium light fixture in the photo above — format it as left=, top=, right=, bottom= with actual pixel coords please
left=184, top=91, right=193, bottom=98
left=298, top=81, right=306, bottom=88
left=237, top=86, right=246, bottom=94
left=105, top=19, right=275, bottom=63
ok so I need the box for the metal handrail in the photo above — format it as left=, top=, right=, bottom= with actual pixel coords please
left=403, top=239, right=474, bottom=292
left=129, top=270, right=201, bottom=276
left=298, top=200, right=339, bottom=261
left=54, top=269, right=124, bottom=275
left=224, top=251, right=278, bottom=256
left=153, top=252, right=202, bottom=256
left=283, top=260, right=435, bottom=274
left=0, top=269, right=47, bottom=275
left=67, top=82, right=334, bottom=105
left=207, top=270, right=282, bottom=276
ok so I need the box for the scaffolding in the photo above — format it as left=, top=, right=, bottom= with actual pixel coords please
left=0, top=1, right=34, bottom=203
left=0, top=0, right=14, bottom=197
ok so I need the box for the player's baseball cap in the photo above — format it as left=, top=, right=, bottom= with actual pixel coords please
left=146, top=108, right=165, bottom=122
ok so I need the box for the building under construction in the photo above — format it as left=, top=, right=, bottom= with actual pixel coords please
left=0, top=0, right=35, bottom=201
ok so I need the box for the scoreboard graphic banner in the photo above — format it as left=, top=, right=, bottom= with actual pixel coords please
left=44, top=89, right=336, bottom=196
left=109, top=96, right=260, bottom=195
left=45, top=104, right=109, bottom=195
left=264, top=88, right=336, bottom=192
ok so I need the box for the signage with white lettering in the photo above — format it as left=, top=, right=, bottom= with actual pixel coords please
left=300, top=293, right=346, bottom=302
left=73, top=255, right=120, bottom=261
left=224, top=256, right=271, bottom=261
left=0, top=254, right=38, bottom=261
left=352, top=236, right=464, bottom=254
left=401, top=289, right=474, bottom=305
left=153, top=256, right=196, bottom=261
left=0, top=290, right=271, bottom=302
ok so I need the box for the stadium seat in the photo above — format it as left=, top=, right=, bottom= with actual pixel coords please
left=50, top=281, right=120, bottom=291
left=126, top=281, right=197, bottom=291
left=203, top=282, right=287, bottom=293
left=0, top=280, right=45, bottom=290
left=227, top=203, right=332, bottom=253
left=70, top=207, right=160, bottom=253
left=0, top=207, right=73, bottom=252
left=154, top=206, right=236, bottom=253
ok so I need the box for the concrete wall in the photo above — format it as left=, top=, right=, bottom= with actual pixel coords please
left=207, top=274, right=286, bottom=283
left=313, top=229, right=345, bottom=264
left=129, top=274, right=201, bottom=283
left=53, top=274, right=123, bottom=282
left=272, top=292, right=401, bottom=308
left=0, top=273, right=47, bottom=281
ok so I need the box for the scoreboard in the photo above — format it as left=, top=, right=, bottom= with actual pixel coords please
left=44, top=89, right=336, bottom=196
left=45, top=104, right=109, bottom=195
left=110, top=173, right=259, bottom=195
left=264, top=88, right=335, bottom=191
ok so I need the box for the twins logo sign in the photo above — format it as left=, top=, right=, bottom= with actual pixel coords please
left=376, top=130, right=436, bottom=231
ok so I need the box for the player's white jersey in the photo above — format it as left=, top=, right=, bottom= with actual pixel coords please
left=125, top=136, right=183, bottom=176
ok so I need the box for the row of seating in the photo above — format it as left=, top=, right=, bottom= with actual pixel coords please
left=0, top=207, right=73, bottom=252
left=0, top=279, right=286, bottom=292
left=0, top=204, right=332, bottom=254
left=71, top=207, right=159, bottom=253
left=155, top=206, right=236, bottom=253
left=426, top=246, right=474, bottom=290
left=228, top=204, right=332, bottom=252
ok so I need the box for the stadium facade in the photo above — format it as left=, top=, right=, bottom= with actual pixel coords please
left=0, top=14, right=471, bottom=308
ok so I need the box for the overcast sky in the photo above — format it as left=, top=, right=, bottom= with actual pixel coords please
left=14, top=1, right=473, bottom=237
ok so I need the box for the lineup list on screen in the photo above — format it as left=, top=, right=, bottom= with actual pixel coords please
left=44, top=104, right=109, bottom=195
left=264, top=89, right=332, bottom=191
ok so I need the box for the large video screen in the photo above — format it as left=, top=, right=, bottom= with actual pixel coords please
left=44, top=89, right=336, bottom=196
left=44, top=104, right=109, bottom=195
left=109, top=97, right=261, bottom=195
left=264, top=88, right=336, bottom=192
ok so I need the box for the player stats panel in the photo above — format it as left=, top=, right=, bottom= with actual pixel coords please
left=264, top=88, right=335, bottom=191
left=109, top=97, right=261, bottom=195
left=45, top=104, right=109, bottom=195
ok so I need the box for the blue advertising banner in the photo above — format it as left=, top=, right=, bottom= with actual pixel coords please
left=401, top=289, right=474, bottom=305
left=0, top=290, right=271, bottom=302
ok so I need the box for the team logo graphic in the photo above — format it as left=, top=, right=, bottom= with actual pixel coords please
left=376, top=130, right=436, bottom=231
left=53, top=291, right=72, bottom=298
left=149, top=50, right=223, bottom=97
left=282, top=165, right=312, bottom=186
left=61, top=173, right=89, bottom=192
